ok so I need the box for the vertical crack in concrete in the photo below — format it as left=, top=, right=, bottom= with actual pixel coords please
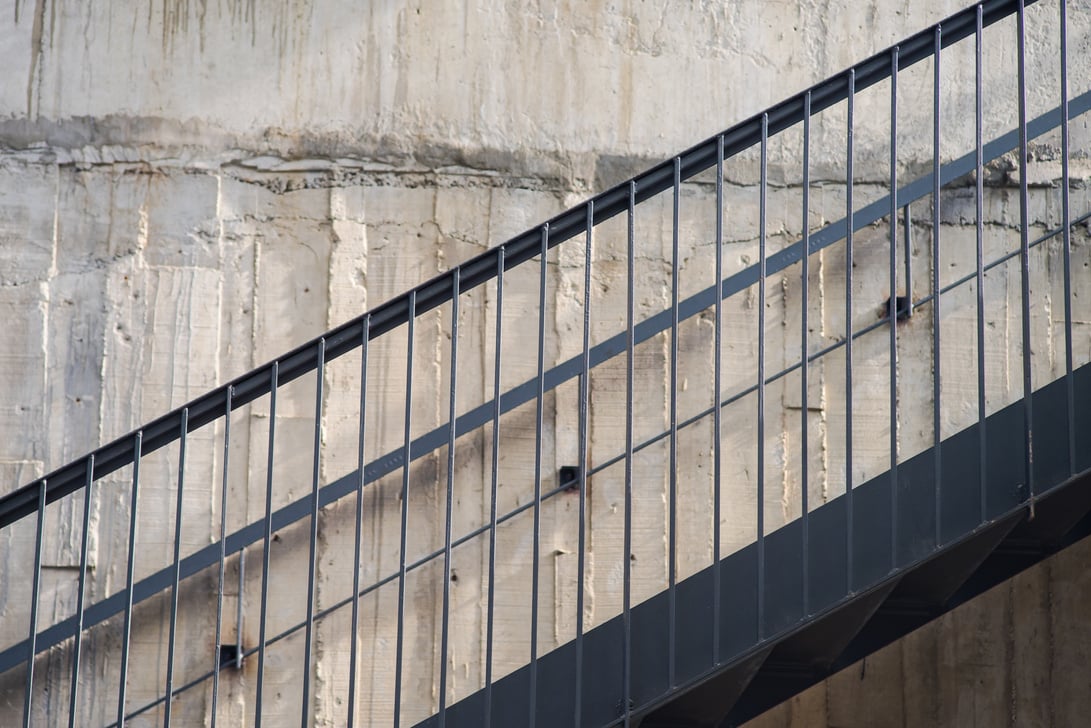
left=780, top=429, right=792, bottom=523
left=25, top=0, right=46, bottom=118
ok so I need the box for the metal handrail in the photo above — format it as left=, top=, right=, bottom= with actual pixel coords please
left=0, top=0, right=1041, bottom=529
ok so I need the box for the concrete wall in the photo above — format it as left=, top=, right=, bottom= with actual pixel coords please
left=1, top=0, right=1090, bottom=725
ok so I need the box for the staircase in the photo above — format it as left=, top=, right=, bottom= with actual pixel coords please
left=1, top=1, right=1089, bottom=726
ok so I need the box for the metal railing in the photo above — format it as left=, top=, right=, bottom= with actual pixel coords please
left=1, top=0, right=1087, bottom=725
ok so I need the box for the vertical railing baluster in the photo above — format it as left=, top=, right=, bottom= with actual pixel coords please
left=623, top=180, right=636, bottom=726
left=393, top=292, right=416, bottom=728
left=757, top=113, right=768, bottom=635
left=529, top=224, right=548, bottom=728
left=1059, top=0, right=1075, bottom=476
left=164, top=408, right=190, bottom=727
left=117, top=431, right=142, bottom=728
left=255, top=363, right=279, bottom=728
left=889, top=49, right=900, bottom=570
left=236, top=552, right=244, bottom=670
left=301, top=339, right=326, bottom=727
left=976, top=7, right=988, bottom=521
left=713, top=133, right=724, bottom=653
left=347, top=316, right=369, bottom=728
left=1017, top=1, right=1034, bottom=506
left=69, top=456, right=94, bottom=728
left=438, top=271, right=460, bottom=726
left=211, top=387, right=233, bottom=728
left=23, top=478, right=46, bottom=728
left=845, top=71, right=856, bottom=591
left=800, top=95, right=811, bottom=614
left=575, top=201, right=592, bottom=726
left=668, top=156, right=681, bottom=687
left=903, top=203, right=913, bottom=317
left=933, top=26, right=944, bottom=544
left=484, top=250, right=504, bottom=728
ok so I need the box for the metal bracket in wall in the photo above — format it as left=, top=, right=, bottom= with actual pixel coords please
left=217, top=644, right=243, bottom=669
left=560, top=465, right=582, bottom=492
left=882, top=295, right=913, bottom=323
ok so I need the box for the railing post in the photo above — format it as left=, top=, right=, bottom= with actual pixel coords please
left=757, top=113, right=769, bottom=632
left=347, top=317, right=369, bottom=728
left=68, top=457, right=94, bottom=728
left=1059, top=0, right=1075, bottom=477
left=889, top=46, right=901, bottom=571
left=529, top=224, right=549, bottom=727
left=255, top=364, right=278, bottom=728
left=845, top=70, right=856, bottom=589
left=301, top=339, right=326, bottom=727
left=932, top=25, right=944, bottom=544
left=668, top=156, right=681, bottom=686
left=714, top=132, right=725, bottom=647
left=801, top=95, right=812, bottom=613
left=393, top=292, right=415, bottom=728
left=975, top=6, right=989, bottom=522
left=211, top=386, right=233, bottom=727
left=438, top=272, right=460, bottom=726
left=623, top=180, right=636, bottom=725
left=164, top=408, right=190, bottom=727
left=117, top=431, right=143, bottom=728
left=1016, top=0, right=1035, bottom=508
left=575, top=201, right=593, bottom=726
left=484, top=251, right=504, bottom=728
left=23, top=479, right=46, bottom=728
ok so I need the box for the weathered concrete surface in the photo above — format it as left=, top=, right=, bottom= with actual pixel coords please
left=3, top=0, right=1090, bottom=181
left=1, top=156, right=1087, bottom=726
left=0, top=1, right=1090, bottom=726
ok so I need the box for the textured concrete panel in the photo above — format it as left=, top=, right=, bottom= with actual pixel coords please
left=1, top=1, right=1090, bottom=726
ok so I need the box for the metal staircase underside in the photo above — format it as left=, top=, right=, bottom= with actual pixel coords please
left=419, top=362, right=1091, bottom=727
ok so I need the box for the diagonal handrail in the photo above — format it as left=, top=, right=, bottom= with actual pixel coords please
left=1, top=83, right=1087, bottom=677
left=0, top=0, right=1040, bottom=531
